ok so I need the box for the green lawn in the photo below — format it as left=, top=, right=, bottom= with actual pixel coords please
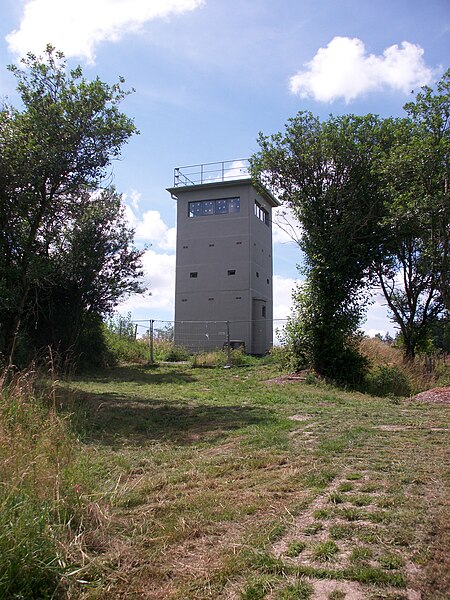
left=57, top=362, right=449, bottom=599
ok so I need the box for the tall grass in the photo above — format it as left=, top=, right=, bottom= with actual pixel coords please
left=360, top=337, right=449, bottom=396
left=0, top=367, right=101, bottom=598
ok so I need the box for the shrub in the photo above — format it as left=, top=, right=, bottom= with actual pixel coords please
left=191, top=348, right=261, bottom=367
left=364, top=364, right=411, bottom=397
left=154, top=341, right=189, bottom=362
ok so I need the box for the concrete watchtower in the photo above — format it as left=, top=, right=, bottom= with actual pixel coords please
left=167, top=159, right=279, bottom=354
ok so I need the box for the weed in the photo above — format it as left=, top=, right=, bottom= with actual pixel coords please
left=304, top=522, right=324, bottom=536
left=349, top=546, right=373, bottom=564
left=364, top=365, right=411, bottom=397
left=303, top=469, right=336, bottom=489
left=314, top=508, right=332, bottom=519
left=276, top=578, right=313, bottom=599
left=378, top=553, right=404, bottom=570
left=376, top=496, right=395, bottom=508
left=286, top=540, right=307, bottom=557
left=268, top=524, right=287, bottom=543
left=355, top=527, right=379, bottom=544
left=312, top=540, right=340, bottom=562
left=346, top=472, right=363, bottom=481
left=340, top=507, right=363, bottom=521
left=329, top=524, right=354, bottom=540
left=367, top=510, right=389, bottom=524
left=349, top=494, right=372, bottom=506
left=328, top=492, right=344, bottom=504
left=359, top=482, right=379, bottom=493
left=343, top=565, right=406, bottom=587
left=337, top=481, right=354, bottom=492
left=0, top=369, right=97, bottom=599
left=242, top=574, right=280, bottom=600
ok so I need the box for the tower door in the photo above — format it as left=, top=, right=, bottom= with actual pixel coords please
left=252, top=298, right=267, bottom=355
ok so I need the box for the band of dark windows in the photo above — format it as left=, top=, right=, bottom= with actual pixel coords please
left=188, top=197, right=240, bottom=217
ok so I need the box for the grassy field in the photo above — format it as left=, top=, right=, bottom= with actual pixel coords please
left=2, top=360, right=449, bottom=599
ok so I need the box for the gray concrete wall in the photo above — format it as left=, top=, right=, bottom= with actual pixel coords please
left=168, top=179, right=276, bottom=353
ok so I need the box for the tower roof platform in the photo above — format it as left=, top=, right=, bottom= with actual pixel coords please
left=167, top=159, right=280, bottom=207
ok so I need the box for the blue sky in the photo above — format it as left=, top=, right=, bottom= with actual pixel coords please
left=1, top=0, right=448, bottom=335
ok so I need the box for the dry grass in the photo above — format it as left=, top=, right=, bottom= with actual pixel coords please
left=2, top=360, right=449, bottom=598
left=0, top=368, right=113, bottom=598
left=359, top=337, right=449, bottom=393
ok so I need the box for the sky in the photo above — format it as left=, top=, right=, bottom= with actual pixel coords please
left=0, top=0, right=448, bottom=337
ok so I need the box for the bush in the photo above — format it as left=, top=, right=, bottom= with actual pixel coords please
left=364, top=364, right=411, bottom=397
left=191, top=348, right=261, bottom=367
left=103, top=314, right=147, bottom=364
left=278, top=284, right=369, bottom=386
left=154, top=341, right=189, bottom=362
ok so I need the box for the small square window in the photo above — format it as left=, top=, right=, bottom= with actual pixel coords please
left=215, top=199, right=228, bottom=214
left=227, top=269, right=236, bottom=276
left=190, top=272, right=198, bottom=278
left=202, top=201, right=214, bottom=215
left=208, top=297, right=214, bottom=301
left=188, top=201, right=202, bottom=217
left=229, top=198, right=240, bottom=213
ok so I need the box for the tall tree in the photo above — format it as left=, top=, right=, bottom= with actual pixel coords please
left=0, top=46, right=137, bottom=365
left=376, top=71, right=449, bottom=360
left=251, top=113, right=386, bottom=382
left=23, top=188, right=144, bottom=366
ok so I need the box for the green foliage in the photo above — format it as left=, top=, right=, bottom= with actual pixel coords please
left=276, top=578, right=313, bottom=599
left=104, top=327, right=146, bottom=365
left=252, top=71, right=449, bottom=374
left=0, top=495, right=62, bottom=599
left=285, top=540, right=307, bottom=557
left=375, top=70, right=449, bottom=360
left=252, top=113, right=384, bottom=385
left=364, top=365, right=411, bottom=397
left=155, top=342, right=190, bottom=362
left=104, top=315, right=192, bottom=365
left=312, top=540, right=340, bottom=562
left=0, top=370, right=91, bottom=598
left=191, top=348, right=261, bottom=367
left=0, top=46, right=140, bottom=367
left=428, top=316, right=450, bottom=353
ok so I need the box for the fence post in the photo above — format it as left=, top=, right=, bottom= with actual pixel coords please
left=149, top=319, right=154, bottom=365
left=226, top=320, right=231, bottom=366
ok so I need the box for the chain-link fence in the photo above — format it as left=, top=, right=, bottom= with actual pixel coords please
left=129, top=318, right=288, bottom=363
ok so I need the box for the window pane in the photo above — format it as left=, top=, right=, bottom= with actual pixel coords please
left=202, top=201, right=214, bottom=215
left=215, top=199, right=228, bottom=214
left=229, top=198, right=240, bottom=213
left=189, top=201, right=202, bottom=217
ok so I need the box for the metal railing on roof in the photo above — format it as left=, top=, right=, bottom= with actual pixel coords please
left=173, top=159, right=250, bottom=187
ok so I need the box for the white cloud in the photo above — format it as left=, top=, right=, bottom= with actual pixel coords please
left=135, top=210, right=176, bottom=250
left=273, top=275, right=299, bottom=321
left=272, top=206, right=302, bottom=245
left=123, top=195, right=176, bottom=251
left=118, top=248, right=175, bottom=313
left=289, top=37, right=433, bottom=103
left=7, top=0, right=205, bottom=62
